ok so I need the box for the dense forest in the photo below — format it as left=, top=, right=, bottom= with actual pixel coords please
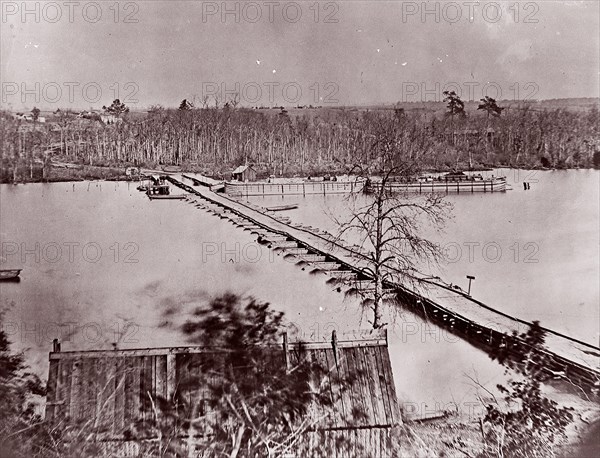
left=1, top=98, right=599, bottom=182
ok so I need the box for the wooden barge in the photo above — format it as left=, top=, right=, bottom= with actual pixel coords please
left=221, top=172, right=505, bottom=197
left=368, top=172, right=507, bottom=194
left=224, top=178, right=366, bottom=197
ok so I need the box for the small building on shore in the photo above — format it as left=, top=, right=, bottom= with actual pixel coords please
left=231, top=164, right=257, bottom=182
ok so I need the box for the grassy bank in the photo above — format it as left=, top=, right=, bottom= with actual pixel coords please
left=394, top=393, right=600, bottom=458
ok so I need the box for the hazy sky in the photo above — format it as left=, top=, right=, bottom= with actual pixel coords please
left=1, top=0, right=599, bottom=110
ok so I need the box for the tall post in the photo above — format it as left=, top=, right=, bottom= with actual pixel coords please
left=52, top=338, right=61, bottom=352
left=331, top=330, right=339, bottom=366
left=466, top=275, right=475, bottom=295
left=283, top=332, right=290, bottom=373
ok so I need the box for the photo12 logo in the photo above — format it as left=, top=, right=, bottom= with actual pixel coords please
left=2, top=320, right=140, bottom=346
left=1, top=1, right=141, bottom=24
left=200, top=1, right=340, bottom=24
left=401, top=1, right=540, bottom=24
left=400, top=81, right=539, bottom=103
left=199, top=240, right=342, bottom=265
left=1, top=81, right=139, bottom=107
left=397, top=320, right=460, bottom=344
left=1, top=241, right=140, bottom=264
left=285, top=322, right=374, bottom=343
left=200, top=81, right=339, bottom=107
left=441, top=241, right=540, bottom=264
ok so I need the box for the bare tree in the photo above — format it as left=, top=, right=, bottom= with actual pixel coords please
left=333, top=120, right=452, bottom=329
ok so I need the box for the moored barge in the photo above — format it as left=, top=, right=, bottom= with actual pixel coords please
left=224, top=177, right=366, bottom=197
left=368, top=171, right=507, bottom=194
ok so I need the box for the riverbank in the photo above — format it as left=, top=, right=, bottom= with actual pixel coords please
left=1, top=159, right=594, bottom=184
left=396, top=390, right=600, bottom=457
left=396, top=418, right=600, bottom=458
left=0, top=162, right=137, bottom=184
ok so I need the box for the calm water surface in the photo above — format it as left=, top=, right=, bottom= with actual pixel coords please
left=250, top=169, right=600, bottom=345
left=0, top=169, right=597, bottom=413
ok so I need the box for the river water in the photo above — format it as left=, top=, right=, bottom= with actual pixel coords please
left=0, top=169, right=598, bottom=415
left=249, top=169, right=600, bottom=345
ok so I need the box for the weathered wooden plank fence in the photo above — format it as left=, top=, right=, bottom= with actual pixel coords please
left=46, top=332, right=401, bottom=457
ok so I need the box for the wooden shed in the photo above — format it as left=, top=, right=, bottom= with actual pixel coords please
left=45, top=331, right=401, bottom=457
left=231, top=164, right=257, bottom=182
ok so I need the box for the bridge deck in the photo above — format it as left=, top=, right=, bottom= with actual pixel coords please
left=168, top=176, right=600, bottom=383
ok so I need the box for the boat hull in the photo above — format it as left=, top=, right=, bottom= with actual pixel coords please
left=224, top=179, right=366, bottom=197
left=369, top=177, right=507, bottom=193
left=0, top=269, right=22, bottom=280
left=266, top=204, right=299, bottom=212
left=148, top=195, right=186, bottom=200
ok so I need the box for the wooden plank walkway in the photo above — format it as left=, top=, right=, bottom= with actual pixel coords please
left=168, top=176, right=600, bottom=389
left=182, top=173, right=225, bottom=192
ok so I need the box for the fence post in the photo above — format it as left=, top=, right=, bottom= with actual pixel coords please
left=283, top=332, right=290, bottom=373
left=331, top=330, right=339, bottom=366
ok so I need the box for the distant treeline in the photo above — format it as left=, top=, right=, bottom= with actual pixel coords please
left=1, top=104, right=599, bottom=182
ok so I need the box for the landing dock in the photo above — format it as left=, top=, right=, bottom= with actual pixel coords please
left=168, top=175, right=600, bottom=389
left=182, top=173, right=225, bottom=192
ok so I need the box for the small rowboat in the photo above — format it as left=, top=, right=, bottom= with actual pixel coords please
left=265, top=204, right=299, bottom=212
left=148, top=195, right=186, bottom=200
left=0, top=269, right=22, bottom=281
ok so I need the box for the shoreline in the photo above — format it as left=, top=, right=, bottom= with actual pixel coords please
left=1, top=161, right=596, bottom=185
left=396, top=382, right=600, bottom=457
